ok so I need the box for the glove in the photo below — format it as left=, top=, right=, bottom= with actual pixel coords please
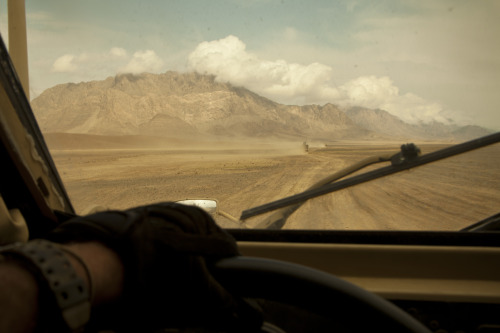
left=46, top=202, right=262, bottom=332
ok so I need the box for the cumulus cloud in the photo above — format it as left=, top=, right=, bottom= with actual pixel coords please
left=339, top=76, right=398, bottom=109
left=52, top=54, right=78, bottom=72
left=109, top=47, right=127, bottom=58
left=188, top=35, right=453, bottom=125
left=338, top=76, right=451, bottom=124
left=51, top=47, right=164, bottom=77
left=188, top=35, right=341, bottom=104
left=51, top=47, right=129, bottom=74
left=119, top=50, right=164, bottom=74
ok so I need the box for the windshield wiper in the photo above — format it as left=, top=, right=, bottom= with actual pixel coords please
left=461, top=212, right=500, bottom=232
left=241, top=132, right=500, bottom=222
left=252, top=149, right=415, bottom=229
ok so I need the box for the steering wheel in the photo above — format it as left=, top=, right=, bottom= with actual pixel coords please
left=213, top=256, right=431, bottom=333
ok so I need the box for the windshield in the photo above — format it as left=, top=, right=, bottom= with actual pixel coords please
left=3, top=0, right=499, bottom=231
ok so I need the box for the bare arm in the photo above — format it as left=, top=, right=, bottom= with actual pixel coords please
left=0, top=241, right=124, bottom=333
left=0, top=259, right=39, bottom=333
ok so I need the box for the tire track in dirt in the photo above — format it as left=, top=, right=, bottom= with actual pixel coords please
left=229, top=152, right=340, bottom=228
left=52, top=142, right=499, bottom=231
left=285, top=144, right=500, bottom=231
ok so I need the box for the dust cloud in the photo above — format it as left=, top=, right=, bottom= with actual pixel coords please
left=47, top=133, right=500, bottom=231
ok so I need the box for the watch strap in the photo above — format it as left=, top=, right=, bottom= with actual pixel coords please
left=0, top=239, right=91, bottom=332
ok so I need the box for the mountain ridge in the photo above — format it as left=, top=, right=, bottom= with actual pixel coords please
left=31, top=71, right=491, bottom=142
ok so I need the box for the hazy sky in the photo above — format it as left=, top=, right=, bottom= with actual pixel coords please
left=1, top=0, right=499, bottom=129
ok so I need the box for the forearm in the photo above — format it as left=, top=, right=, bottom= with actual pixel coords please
left=0, top=241, right=124, bottom=332
left=62, top=242, right=125, bottom=305
left=0, top=260, right=39, bottom=333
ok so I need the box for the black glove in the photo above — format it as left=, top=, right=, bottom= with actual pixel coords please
left=46, top=202, right=262, bottom=332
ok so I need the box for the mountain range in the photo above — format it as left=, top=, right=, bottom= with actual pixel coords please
left=31, top=71, right=491, bottom=143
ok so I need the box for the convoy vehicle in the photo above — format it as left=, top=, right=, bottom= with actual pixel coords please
left=1, top=1, right=499, bottom=332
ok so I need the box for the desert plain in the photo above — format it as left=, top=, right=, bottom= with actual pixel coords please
left=46, top=133, right=500, bottom=231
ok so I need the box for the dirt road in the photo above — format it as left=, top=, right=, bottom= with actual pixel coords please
left=50, top=140, right=500, bottom=231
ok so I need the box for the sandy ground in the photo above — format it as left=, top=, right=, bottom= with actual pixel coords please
left=48, top=137, right=500, bottom=231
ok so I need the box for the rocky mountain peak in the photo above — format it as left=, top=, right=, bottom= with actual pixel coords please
left=31, top=71, right=490, bottom=142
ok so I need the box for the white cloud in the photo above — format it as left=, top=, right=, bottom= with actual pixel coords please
left=52, top=54, right=78, bottom=72
left=119, top=50, right=164, bottom=74
left=339, top=76, right=399, bottom=109
left=188, top=35, right=454, bottom=125
left=381, top=93, right=450, bottom=124
left=188, top=35, right=341, bottom=104
left=109, top=47, right=127, bottom=58
left=339, top=76, right=458, bottom=124
left=51, top=47, right=129, bottom=74
left=187, top=35, right=252, bottom=82
left=50, top=47, right=164, bottom=79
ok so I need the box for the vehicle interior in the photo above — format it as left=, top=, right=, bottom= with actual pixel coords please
left=1, top=1, right=499, bottom=332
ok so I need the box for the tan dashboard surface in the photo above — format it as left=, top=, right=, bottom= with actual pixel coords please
left=238, top=242, right=500, bottom=303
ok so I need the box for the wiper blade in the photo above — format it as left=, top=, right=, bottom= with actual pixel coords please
left=461, top=212, right=500, bottom=232
left=241, top=132, right=500, bottom=221
left=253, top=153, right=400, bottom=229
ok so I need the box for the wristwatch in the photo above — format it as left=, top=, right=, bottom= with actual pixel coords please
left=0, top=239, right=91, bottom=332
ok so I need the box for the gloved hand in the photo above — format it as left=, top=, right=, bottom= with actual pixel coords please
left=46, top=202, right=261, bottom=332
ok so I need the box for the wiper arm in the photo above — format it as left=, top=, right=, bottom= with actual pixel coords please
left=241, top=132, right=500, bottom=221
left=253, top=153, right=399, bottom=229
left=461, top=212, right=500, bottom=232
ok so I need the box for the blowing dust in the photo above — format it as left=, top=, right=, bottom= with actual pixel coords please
left=47, top=133, right=500, bottom=231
